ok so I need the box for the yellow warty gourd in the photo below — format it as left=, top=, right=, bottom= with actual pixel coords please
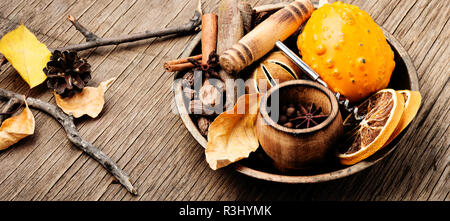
left=297, top=1, right=395, bottom=102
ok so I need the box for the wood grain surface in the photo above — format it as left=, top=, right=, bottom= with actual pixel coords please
left=0, top=0, right=448, bottom=201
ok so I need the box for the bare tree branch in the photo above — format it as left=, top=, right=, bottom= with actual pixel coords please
left=67, top=15, right=99, bottom=42
left=0, top=97, right=20, bottom=123
left=0, top=1, right=205, bottom=196
left=0, top=88, right=138, bottom=195
left=53, top=4, right=202, bottom=52
left=0, top=56, right=6, bottom=71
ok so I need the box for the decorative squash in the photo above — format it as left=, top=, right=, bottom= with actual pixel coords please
left=297, top=1, right=395, bottom=102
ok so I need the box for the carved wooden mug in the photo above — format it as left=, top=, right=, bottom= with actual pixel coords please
left=256, top=80, right=343, bottom=171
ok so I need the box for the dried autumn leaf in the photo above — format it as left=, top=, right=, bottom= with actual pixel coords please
left=0, top=24, right=51, bottom=88
left=0, top=102, right=35, bottom=150
left=54, top=78, right=116, bottom=118
left=205, top=93, right=261, bottom=170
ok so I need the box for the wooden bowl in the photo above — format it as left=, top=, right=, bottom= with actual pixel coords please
left=256, top=80, right=343, bottom=171
left=173, top=27, right=419, bottom=183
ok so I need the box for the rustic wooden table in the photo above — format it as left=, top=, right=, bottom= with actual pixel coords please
left=0, top=0, right=447, bottom=201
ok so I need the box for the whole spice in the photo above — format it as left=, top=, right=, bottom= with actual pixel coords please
left=201, top=13, right=218, bottom=69
left=164, top=54, right=202, bottom=72
left=183, top=87, right=196, bottom=100
left=199, top=79, right=223, bottom=107
left=195, top=13, right=223, bottom=109
left=247, top=51, right=301, bottom=94
left=197, top=117, right=211, bottom=136
left=182, top=70, right=203, bottom=88
left=278, top=103, right=328, bottom=129
left=182, top=71, right=195, bottom=87
left=187, top=53, right=220, bottom=77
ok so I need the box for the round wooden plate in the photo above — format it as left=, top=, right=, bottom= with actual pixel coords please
left=173, top=27, right=419, bottom=183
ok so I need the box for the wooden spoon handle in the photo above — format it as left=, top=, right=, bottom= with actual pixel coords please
left=219, top=0, right=314, bottom=74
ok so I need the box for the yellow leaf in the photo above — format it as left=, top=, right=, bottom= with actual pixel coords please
left=205, top=93, right=261, bottom=170
left=54, top=78, right=116, bottom=118
left=0, top=102, right=35, bottom=150
left=0, top=24, right=51, bottom=88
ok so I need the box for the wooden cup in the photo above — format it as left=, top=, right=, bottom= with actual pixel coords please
left=256, top=80, right=343, bottom=171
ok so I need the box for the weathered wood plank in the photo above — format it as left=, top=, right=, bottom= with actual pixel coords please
left=42, top=0, right=197, bottom=200
left=0, top=0, right=102, bottom=201
left=13, top=0, right=137, bottom=200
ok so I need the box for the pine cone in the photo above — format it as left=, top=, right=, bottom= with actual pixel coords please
left=43, top=50, right=91, bottom=98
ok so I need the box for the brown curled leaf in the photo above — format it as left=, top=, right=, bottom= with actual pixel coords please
left=54, top=78, right=115, bottom=118
left=205, top=93, right=261, bottom=170
left=0, top=101, right=35, bottom=150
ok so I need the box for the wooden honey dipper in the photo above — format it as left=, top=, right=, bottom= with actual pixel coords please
left=219, top=0, right=314, bottom=74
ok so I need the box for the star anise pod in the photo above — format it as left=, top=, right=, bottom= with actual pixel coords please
left=289, top=103, right=329, bottom=129
left=187, top=51, right=220, bottom=79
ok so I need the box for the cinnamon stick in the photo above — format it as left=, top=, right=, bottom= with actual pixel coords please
left=164, top=63, right=196, bottom=72
left=198, top=13, right=221, bottom=108
left=55, top=4, right=202, bottom=52
left=164, top=54, right=202, bottom=72
left=201, top=14, right=218, bottom=67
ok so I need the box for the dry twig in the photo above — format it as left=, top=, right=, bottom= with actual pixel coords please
left=53, top=3, right=202, bottom=52
left=0, top=1, right=204, bottom=196
left=67, top=15, right=99, bottom=42
left=0, top=97, right=20, bottom=123
left=0, top=56, right=6, bottom=71
left=0, top=88, right=138, bottom=195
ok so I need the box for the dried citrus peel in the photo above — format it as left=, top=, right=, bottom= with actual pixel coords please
left=0, top=101, right=35, bottom=150
left=0, top=24, right=51, bottom=88
left=338, top=89, right=404, bottom=165
left=205, top=93, right=261, bottom=170
left=383, top=90, right=421, bottom=147
left=54, top=78, right=116, bottom=118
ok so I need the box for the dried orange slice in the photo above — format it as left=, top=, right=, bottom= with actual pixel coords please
left=338, top=89, right=404, bottom=165
left=383, top=90, right=422, bottom=147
